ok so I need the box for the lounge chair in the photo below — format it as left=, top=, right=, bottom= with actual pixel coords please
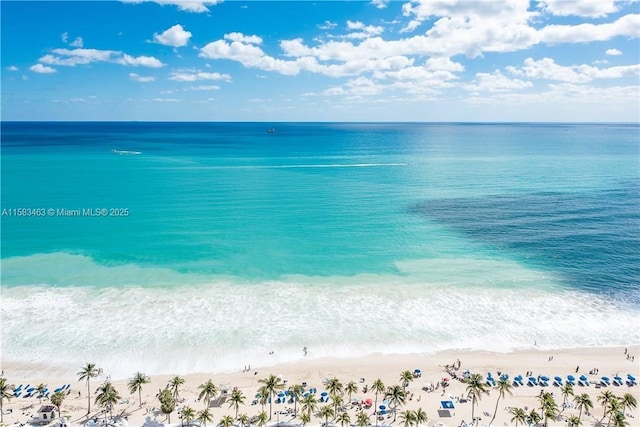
left=600, top=377, right=611, bottom=386
left=553, top=376, right=563, bottom=386
left=486, top=373, right=496, bottom=387
left=613, top=376, right=623, bottom=386
left=579, top=375, right=590, bottom=387
left=627, top=374, right=637, bottom=386
left=527, top=377, right=538, bottom=386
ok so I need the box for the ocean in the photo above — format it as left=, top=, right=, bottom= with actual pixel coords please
left=1, top=122, right=638, bottom=379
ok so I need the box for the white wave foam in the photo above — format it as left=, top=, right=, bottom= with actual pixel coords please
left=2, top=253, right=638, bottom=379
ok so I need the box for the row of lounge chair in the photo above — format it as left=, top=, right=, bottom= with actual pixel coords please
left=483, top=373, right=637, bottom=388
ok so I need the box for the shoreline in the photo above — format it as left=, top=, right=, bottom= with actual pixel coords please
left=2, top=345, right=639, bottom=427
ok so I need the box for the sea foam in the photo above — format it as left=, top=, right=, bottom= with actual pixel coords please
left=2, top=253, right=637, bottom=380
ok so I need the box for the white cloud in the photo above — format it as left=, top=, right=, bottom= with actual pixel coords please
left=39, top=48, right=164, bottom=68
left=508, top=57, right=640, bottom=83
left=30, top=64, right=57, bottom=73
left=318, top=21, right=338, bottom=30
left=537, top=0, right=622, bottom=18
left=606, top=48, right=623, bottom=55
left=225, top=32, right=263, bottom=44
left=153, top=24, right=192, bottom=47
left=344, top=21, right=384, bottom=39
left=152, top=97, right=181, bottom=102
left=7, top=65, right=18, bottom=71
left=129, top=72, right=156, bottom=82
left=539, top=14, right=640, bottom=43
left=169, top=70, right=232, bottom=81
left=70, top=37, right=84, bottom=48
left=370, top=0, right=390, bottom=8
left=120, top=0, right=222, bottom=13
left=61, top=32, right=68, bottom=43
left=465, top=70, right=533, bottom=92
left=186, top=85, right=221, bottom=90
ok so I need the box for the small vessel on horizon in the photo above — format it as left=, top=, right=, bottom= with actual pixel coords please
left=111, top=149, right=141, bottom=155
left=266, top=127, right=276, bottom=134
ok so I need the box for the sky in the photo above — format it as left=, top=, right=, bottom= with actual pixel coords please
left=1, top=0, right=639, bottom=122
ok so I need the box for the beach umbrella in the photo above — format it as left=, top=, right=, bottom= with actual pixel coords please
left=540, top=375, right=549, bottom=381
left=321, top=391, right=328, bottom=397
left=628, top=374, right=637, bottom=381
left=379, top=405, right=386, bottom=410
left=365, top=399, right=372, bottom=405
left=579, top=375, right=588, bottom=381
left=567, top=375, right=575, bottom=381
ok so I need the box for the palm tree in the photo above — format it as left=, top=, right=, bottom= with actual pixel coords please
left=77, top=363, right=102, bottom=414
left=336, top=411, right=351, bottom=427
left=604, top=397, right=622, bottom=427
left=220, top=415, right=234, bottom=427
left=561, top=383, right=575, bottom=410
left=332, top=393, right=344, bottom=416
left=128, top=372, right=150, bottom=408
left=197, top=408, right=213, bottom=427
left=566, top=415, right=582, bottom=427
left=355, top=409, right=370, bottom=427
left=527, top=409, right=542, bottom=426
left=326, top=378, right=343, bottom=405
left=229, top=388, right=246, bottom=418
left=317, top=404, right=334, bottom=426
left=168, top=376, right=185, bottom=401
left=158, top=388, right=176, bottom=423
left=289, top=384, right=305, bottom=417
left=95, top=382, right=121, bottom=418
left=301, top=393, right=318, bottom=419
left=399, top=371, right=414, bottom=393
left=371, top=378, right=385, bottom=423
left=181, top=406, right=196, bottom=426
left=538, top=391, right=558, bottom=427
left=0, top=377, right=13, bottom=424
left=620, top=392, right=637, bottom=417
left=50, top=391, right=66, bottom=419
left=399, top=410, right=416, bottom=427
left=237, top=413, right=250, bottom=427
left=256, top=411, right=268, bottom=427
left=345, top=381, right=358, bottom=405
left=597, top=390, right=617, bottom=423
left=414, top=407, right=428, bottom=426
left=509, top=407, right=527, bottom=427
left=465, top=373, right=489, bottom=426
left=257, top=385, right=269, bottom=412
left=489, top=377, right=512, bottom=426
left=198, top=379, right=218, bottom=408
left=300, top=412, right=311, bottom=427
left=610, top=410, right=629, bottom=427
left=35, top=383, right=47, bottom=403
left=385, top=384, right=406, bottom=422
left=574, top=393, right=593, bottom=425
left=258, top=374, right=284, bottom=419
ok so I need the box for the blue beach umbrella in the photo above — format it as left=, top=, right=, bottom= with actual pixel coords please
left=540, top=375, right=549, bottom=382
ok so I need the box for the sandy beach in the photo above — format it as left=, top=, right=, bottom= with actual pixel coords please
left=2, top=346, right=639, bottom=427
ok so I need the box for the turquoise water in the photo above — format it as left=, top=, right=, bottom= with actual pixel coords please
left=1, top=122, right=639, bottom=378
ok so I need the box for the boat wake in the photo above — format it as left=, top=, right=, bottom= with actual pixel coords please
left=111, top=149, right=141, bottom=155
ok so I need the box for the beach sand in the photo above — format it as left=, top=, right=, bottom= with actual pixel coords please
left=2, top=346, right=639, bottom=427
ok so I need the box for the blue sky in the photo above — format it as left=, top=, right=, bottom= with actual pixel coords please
left=2, top=0, right=639, bottom=121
